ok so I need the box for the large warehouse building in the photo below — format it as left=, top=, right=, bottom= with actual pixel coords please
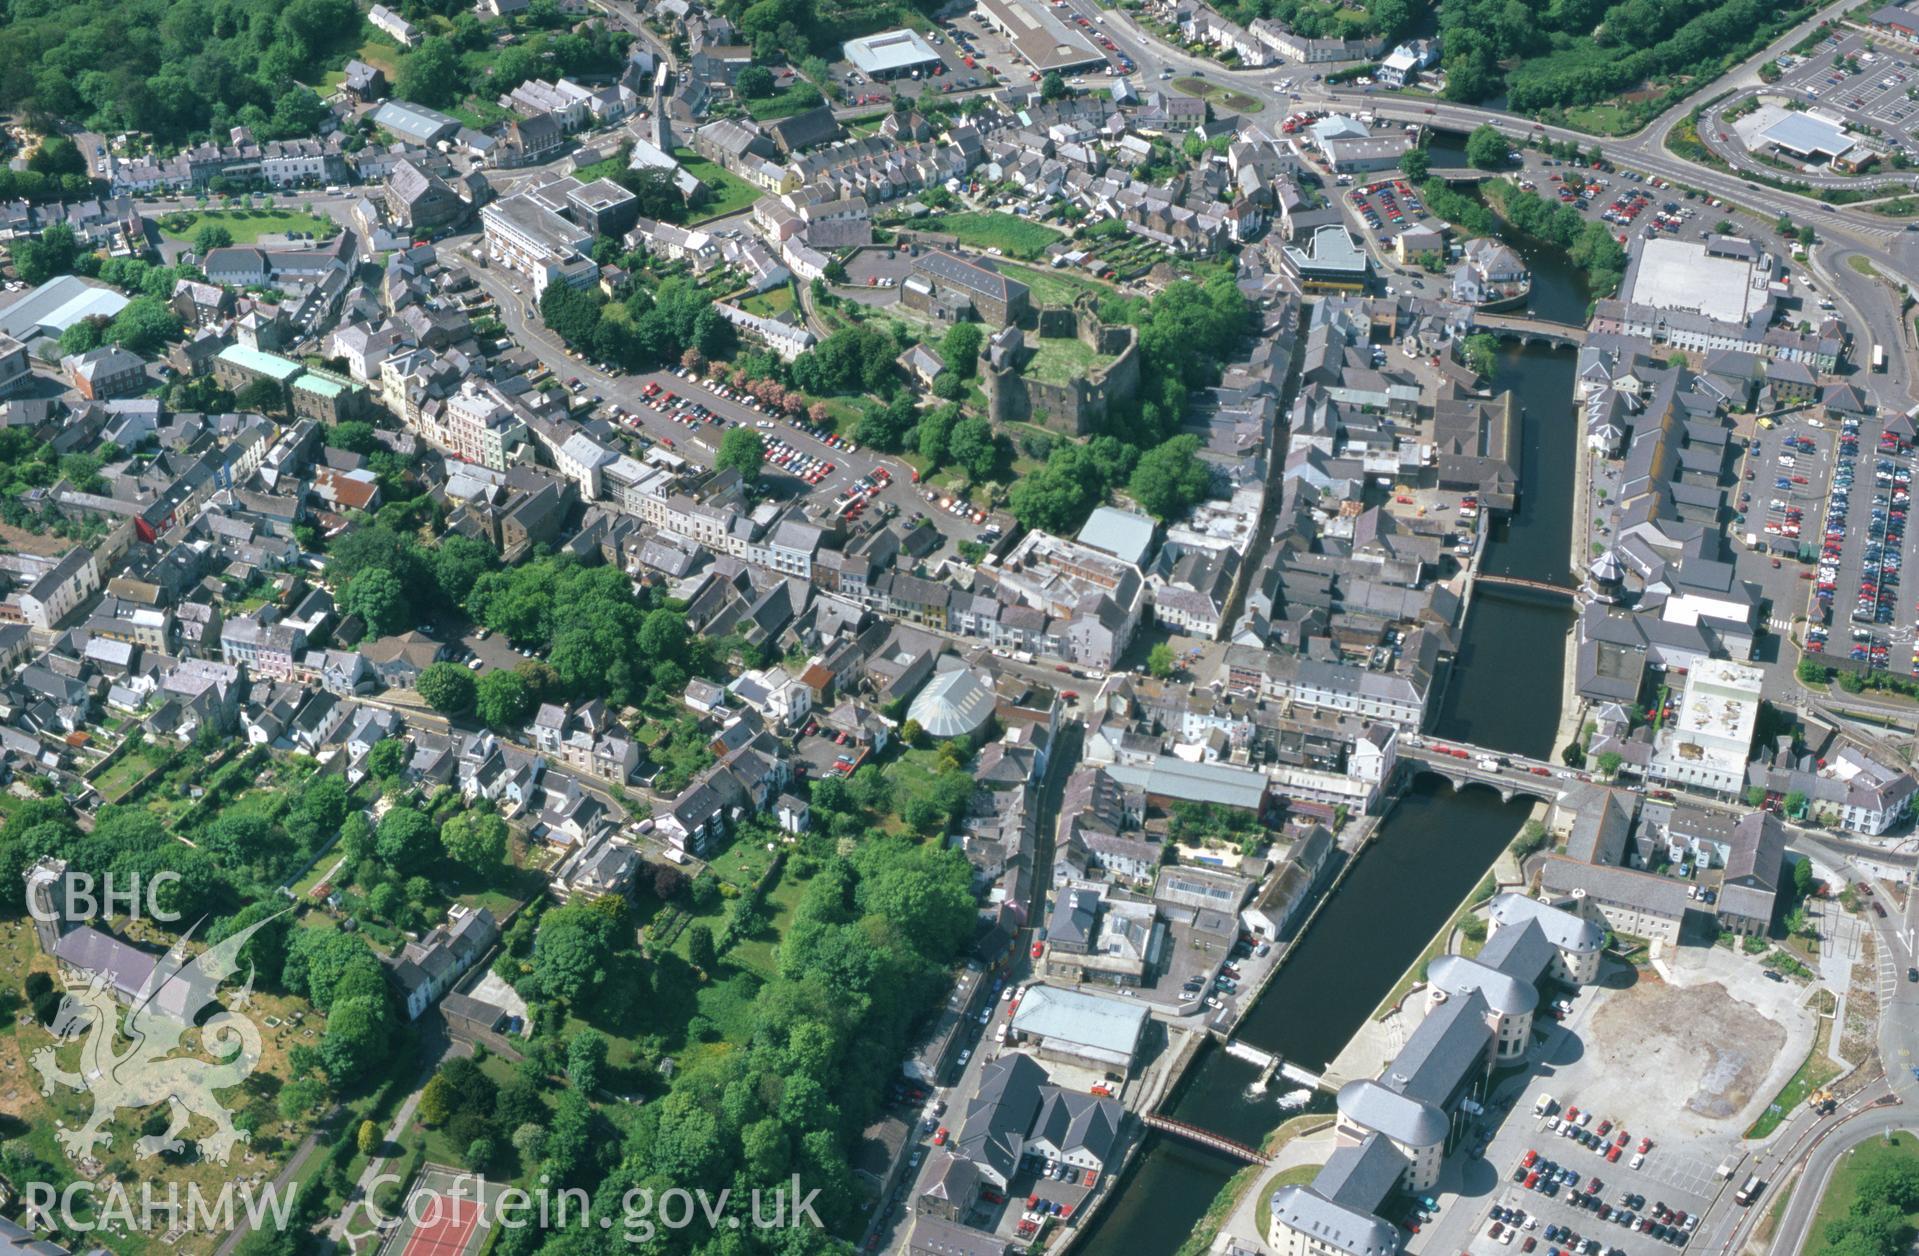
left=1623, top=236, right=1774, bottom=326
left=843, top=29, right=944, bottom=80
left=976, top=0, right=1106, bottom=74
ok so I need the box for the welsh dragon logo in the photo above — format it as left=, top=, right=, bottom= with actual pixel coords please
left=30, top=913, right=285, bottom=1165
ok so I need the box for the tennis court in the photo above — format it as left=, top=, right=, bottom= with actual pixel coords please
left=380, top=1165, right=498, bottom=1256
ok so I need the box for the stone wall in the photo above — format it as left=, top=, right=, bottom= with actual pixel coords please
left=980, top=297, right=1141, bottom=436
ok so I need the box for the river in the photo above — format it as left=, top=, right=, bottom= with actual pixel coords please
left=1074, top=224, right=1588, bottom=1256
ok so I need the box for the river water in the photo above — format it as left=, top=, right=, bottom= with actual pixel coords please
left=1074, top=222, right=1588, bottom=1256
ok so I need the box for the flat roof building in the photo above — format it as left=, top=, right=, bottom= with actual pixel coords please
left=843, top=29, right=945, bottom=79
left=976, top=0, right=1106, bottom=73
left=1624, top=237, right=1773, bottom=326
left=1009, top=985, right=1149, bottom=1074
left=0, top=275, right=130, bottom=342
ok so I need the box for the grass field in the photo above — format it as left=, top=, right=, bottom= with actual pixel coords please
left=1172, top=76, right=1264, bottom=114
left=916, top=211, right=1063, bottom=261
left=320, top=36, right=401, bottom=89
left=91, top=740, right=174, bottom=802
left=1805, top=1131, right=1919, bottom=1256
left=1560, top=103, right=1637, bottom=134
left=738, top=284, right=798, bottom=318
left=1025, top=334, right=1111, bottom=385
left=677, top=147, right=763, bottom=223
left=744, top=84, right=829, bottom=121
left=999, top=262, right=1113, bottom=308
left=159, top=209, right=337, bottom=245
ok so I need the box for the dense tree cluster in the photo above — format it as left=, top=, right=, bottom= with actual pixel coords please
left=465, top=555, right=703, bottom=709
left=539, top=277, right=737, bottom=376
left=1095, top=273, right=1254, bottom=450
left=789, top=324, right=909, bottom=398
left=0, top=0, right=361, bottom=144
left=1439, top=0, right=1818, bottom=117
left=1127, top=435, right=1214, bottom=522
left=282, top=925, right=394, bottom=1083
left=323, top=523, right=499, bottom=642
left=485, top=837, right=977, bottom=1256
left=1481, top=181, right=1627, bottom=296
left=393, top=20, right=628, bottom=110
left=1820, top=1149, right=1919, bottom=1256
left=1010, top=436, right=1141, bottom=533
left=1212, top=0, right=1413, bottom=41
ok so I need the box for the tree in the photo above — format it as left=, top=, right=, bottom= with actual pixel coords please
left=1128, top=435, right=1211, bottom=522
left=431, top=535, right=496, bottom=608
left=1785, top=789, right=1809, bottom=816
left=1596, top=750, right=1624, bottom=778
left=531, top=904, right=620, bottom=1002
left=939, top=323, right=983, bottom=378
left=567, top=1029, right=609, bottom=1092
left=192, top=224, right=233, bottom=254
left=1398, top=148, right=1431, bottom=181
left=342, top=567, right=409, bottom=639
left=59, top=319, right=105, bottom=356
left=418, top=662, right=477, bottom=717
left=358, top=1120, right=382, bottom=1155
left=1461, top=332, right=1500, bottom=379
left=715, top=428, right=765, bottom=485
left=237, top=378, right=286, bottom=415
left=395, top=37, right=463, bottom=107
left=1040, top=71, right=1067, bottom=101
left=1147, top=643, right=1176, bottom=678
left=903, top=796, right=946, bottom=836
left=107, top=296, right=181, bottom=356
left=419, top=1073, right=456, bottom=1125
left=1792, top=857, right=1816, bottom=901
left=375, top=806, right=438, bottom=874
left=687, top=922, right=718, bottom=973
left=736, top=65, right=776, bottom=98
left=1796, top=657, right=1827, bottom=685
left=322, top=996, right=390, bottom=1082
left=1466, top=124, right=1509, bottom=169
left=947, top=417, right=1000, bottom=482
left=366, top=737, right=407, bottom=781
left=917, top=402, right=961, bottom=469
left=278, top=1076, right=327, bottom=1121
left=475, top=669, right=534, bottom=729
left=442, top=811, right=508, bottom=868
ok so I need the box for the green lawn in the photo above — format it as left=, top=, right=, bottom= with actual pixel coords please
left=1025, top=334, right=1112, bottom=385
left=158, top=209, right=338, bottom=245
left=738, top=284, right=798, bottom=318
left=1171, top=76, right=1264, bottom=114
left=320, top=35, right=401, bottom=89
left=1560, top=103, right=1638, bottom=135
left=677, top=147, right=764, bottom=223
left=744, top=85, right=829, bottom=121
left=1805, top=1132, right=1919, bottom=1256
left=845, top=111, right=891, bottom=136
left=999, top=262, right=1114, bottom=308
left=91, top=741, right=172, bottom=802
left=915, top=211, right=1063, bottom=261
left=726, top=869, right=809, bottom=980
